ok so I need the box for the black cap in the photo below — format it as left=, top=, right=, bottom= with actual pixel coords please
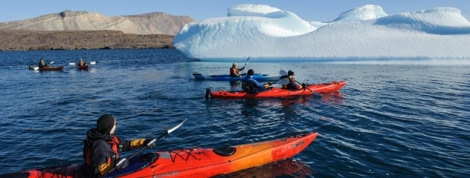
left=97, top=114, right=115, bottom=133
left=288, top=70, right=294, bottom=76
left=247, top=69, right=254, bottom=75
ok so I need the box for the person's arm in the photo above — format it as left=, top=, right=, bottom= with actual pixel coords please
left=91, top=141, right=115, bottom=176
left=120, top=138, right=155, bottom=151
left=252, top=79, right=264, bottom=89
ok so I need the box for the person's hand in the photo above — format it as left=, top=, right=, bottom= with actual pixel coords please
left=116, top=158, right=129, bottom=169
left=144, top=139, right=156, bottom=148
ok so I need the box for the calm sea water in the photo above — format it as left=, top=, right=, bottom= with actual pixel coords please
left=0, top=49, right=469, bottom=177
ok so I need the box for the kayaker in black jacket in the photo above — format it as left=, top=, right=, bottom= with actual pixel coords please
left=242, top=69, right=271, bottom=93
left=81, top=114, right=156, bottom=177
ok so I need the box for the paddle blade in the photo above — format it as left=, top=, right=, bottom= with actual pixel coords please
left=167, top=119, right=187, bottom=134
left=276, top=78, right=289, bottom=85
left=280, top=70, right=287, bottom=76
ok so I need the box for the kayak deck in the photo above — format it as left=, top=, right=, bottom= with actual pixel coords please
left=193, top=72, right=280, bottom=81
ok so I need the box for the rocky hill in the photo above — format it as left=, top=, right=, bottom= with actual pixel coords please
left=0, top=10, right=194, bottom=35
left=0, top=10, right=195, bottom=51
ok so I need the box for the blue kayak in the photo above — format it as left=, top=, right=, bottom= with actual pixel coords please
left=193, top=72, right=281, bottom=81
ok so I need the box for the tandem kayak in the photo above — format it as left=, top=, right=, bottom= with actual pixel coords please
left=29, top=65, right=64, bottom=71
left=193, top=72, right=280, bottom=81
left=6, top=132, right=318, bottom=178
left=207, top=80, right=346, bottom=98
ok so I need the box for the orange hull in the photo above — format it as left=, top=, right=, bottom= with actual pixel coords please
left=18, top=132, right=318, bottom=178
left=210, top=80, right=346, bottom=98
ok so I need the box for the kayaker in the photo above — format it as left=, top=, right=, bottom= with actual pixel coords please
left=284, top=70, right=303, bottom=90
left=78, top=58, right=87, bottom=67
left=230, top=62, right=245, bottom=77
left=81, top=114, right=156, bottom=177
left=38, top=58, right=47, bottom=68
left=242, top=69, right=271, bottom=93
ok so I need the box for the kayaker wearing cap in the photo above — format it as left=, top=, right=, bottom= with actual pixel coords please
left=242, top=69, right=272, bottom=93
left=81, top=114, right=156, bottom=177
left=230, top=62, right=245, bottom=77
left=284, top=70, right=303, bottom=90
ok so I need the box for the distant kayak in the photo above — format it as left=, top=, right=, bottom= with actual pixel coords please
left=77, top=64, right=88, bottom=70
left=29, top=65, right=64, bottom=71
left=193, top=72, right=280, bottom=81
left=6, top=132, right=318, bottom=178
left=207, top=80, right=346, bottom=98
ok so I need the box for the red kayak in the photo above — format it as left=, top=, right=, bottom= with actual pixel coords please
left=207, top=80, right=346, bottom=98
left=29, top=65, right=64, bottom=71
left=6, top=132, right=317, bottom=178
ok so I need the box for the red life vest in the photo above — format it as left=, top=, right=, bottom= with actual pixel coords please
left=84, top=136, right=120, bottom=166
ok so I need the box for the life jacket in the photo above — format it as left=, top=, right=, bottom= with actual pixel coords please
left=84, top=136, right=121, bottom=166
left=230, top=67, right=238, bottom=77
left=242, top=78, right=258, bottom=93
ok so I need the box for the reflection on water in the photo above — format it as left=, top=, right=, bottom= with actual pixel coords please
left=215, top=158, right=313, bottom=178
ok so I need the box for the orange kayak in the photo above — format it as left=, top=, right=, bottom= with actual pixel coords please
left=10, top=132, right=318, bottom=178
left=208, top=80, right=346, bottom=98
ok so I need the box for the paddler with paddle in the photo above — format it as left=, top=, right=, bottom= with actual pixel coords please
left=81, top=114, right=156, bottom=177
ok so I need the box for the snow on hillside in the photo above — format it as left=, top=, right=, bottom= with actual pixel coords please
left=174, top=4, right=470, bottom=62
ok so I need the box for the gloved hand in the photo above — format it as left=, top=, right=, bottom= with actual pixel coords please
left=144, top=139, right=156, bottom=148
left=115, top=158, right=129, bottom=169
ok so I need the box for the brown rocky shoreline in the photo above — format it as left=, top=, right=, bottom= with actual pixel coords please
left=0, top=30, right=174, bottom=51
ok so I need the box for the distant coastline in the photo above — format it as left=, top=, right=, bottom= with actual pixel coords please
left=0, top=30, right=174, bottom=51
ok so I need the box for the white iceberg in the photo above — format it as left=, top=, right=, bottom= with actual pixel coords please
left=174, top=4, right=470, bottom=61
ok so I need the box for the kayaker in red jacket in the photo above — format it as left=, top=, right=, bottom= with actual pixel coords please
left=230, top=63, right=245, bottom=77
left=81, top=114, right=155, bottom=177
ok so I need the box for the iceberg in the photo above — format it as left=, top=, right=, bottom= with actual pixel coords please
left=174, top=4, right=470, bottom=61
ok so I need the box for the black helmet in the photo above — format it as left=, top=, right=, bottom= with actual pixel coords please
left=288, top=70, right=294, bottom=76
left=247, top=69, right=254, bottom=75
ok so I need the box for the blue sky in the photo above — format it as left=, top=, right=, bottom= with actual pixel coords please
left=0, top=0, right=468, bottom=22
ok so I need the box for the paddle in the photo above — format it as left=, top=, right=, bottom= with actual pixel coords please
left=276, top=70, right=289, bottom=85
left=109, top=119, right=187, bottom=173
left=239, top=57, right=250, bottom=73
